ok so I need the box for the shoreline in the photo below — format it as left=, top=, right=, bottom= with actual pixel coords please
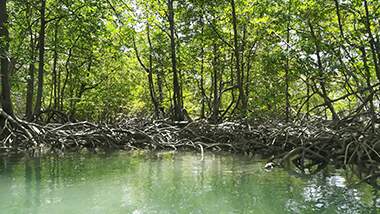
left=1, top=113, right=379, bottom=187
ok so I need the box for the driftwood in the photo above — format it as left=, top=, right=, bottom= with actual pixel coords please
left=1, top=109, right=379, bottom=186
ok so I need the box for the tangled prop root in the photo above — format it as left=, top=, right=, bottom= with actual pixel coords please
left=1, top=110, right=379, bottom=186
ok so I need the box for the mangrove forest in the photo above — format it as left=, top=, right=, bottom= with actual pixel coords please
left=0, top=0, right=379, bottom=213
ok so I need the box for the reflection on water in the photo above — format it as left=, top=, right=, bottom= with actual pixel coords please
left=0, top=152, right=378, bottom=214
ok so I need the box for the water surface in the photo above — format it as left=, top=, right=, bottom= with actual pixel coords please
left=0, top=151, right=378, bottom=214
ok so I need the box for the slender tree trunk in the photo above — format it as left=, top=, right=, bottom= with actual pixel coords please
left=285, top=50, right=290, bottom=121
left=245, top=58, right=251, bottom=111
left=156, top=67, right=164, bottom=113
left=0, top=0, right=13, bottom=119
left=26, top=60, right=35, bottom=121
left=52, top=21, right=59, bottom=111
left=177, top=41, right=184, bottom=109
left=334, top=0, right=363, bottom=96
left=147, top=24, right=160, bottom=118
left=333, top=0, right=345, bottom=39
left=360, top=45, right=376, bottom=131
left=200, top=24, right=206, bottom=119
left=363, top=0, right=380, bottom=82
left=200, top=50, right=206, bottom=119
left=34, top=0, right=46, bottom=117
left=156, top=37, right=164, bottom=116
left=285, top=0, right=291, bottom=121
left=57, top=62, right=61, bottom=111
left=306, top=76, right=310, bottom=119
left=308, top=21, right=339, bottom=120
left=231, top=0, right=246, bottom=114
left=211, top=44, right=220, bottom=123
left=167, top=0, right=183, bottom=121
left=222, top=52, right=236, bottom=118
left=61, top=36, right=79, bottom=111
left=241, top=25, right=247, bottom=109
left=26, top=2, right=35, bottom=121
left=133, top=26, right=160, bottom=119
left=244, top=43, right=256, bottom=115
left=61, top=53, right=70, bottom=111
left=68, top=74, right=75, bottom=119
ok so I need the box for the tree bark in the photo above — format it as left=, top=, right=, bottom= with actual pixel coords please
left=26, top=56, right=35, bottom=121
left=211, top=43, right=220, bottom=123
left=51, top=21, right=59, bottom=111
left=147, top=24, right=160, bottom=119
left=167, top=0, right=183, bottom=121
left=34, top=0, right=46, bottom=117
left=25, top=2, right=35, bottom=121
left=133, top=24, right=160, bottom=119
left=199, top=22, right=206, bottom=119
left=231, top=0, right=246, bottom=114
left=363, top=0, right=380, bottom=83
left=156, top=67, right=164, bottom=114
left=61, top=35, right=79, bottom=111
left=360, top=45, right=376, bottom=131
left=308, top=21, right=339, bottom=120
left=0, top=0, right=13, bottom=121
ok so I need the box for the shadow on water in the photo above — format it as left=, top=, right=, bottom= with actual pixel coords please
left=0, top=152, right=379, bottom=213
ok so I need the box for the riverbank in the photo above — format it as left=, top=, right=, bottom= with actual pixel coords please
left=1, top=109, right=379, bottom=187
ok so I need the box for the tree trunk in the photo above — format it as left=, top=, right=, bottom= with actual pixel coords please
left=211, top=44, right=220, bottom=123
left=231, top=0, right=246, bottom=114
left=167, top=0, right=183, bottom=121
left=61, top=35, right=79, bottom=111
left=26, top=60, right=35, bottom=121
left=147, top=24, right=160, bottom=118
left=156, top=67, right=164, bottom=115
left=52, top=21, right=59, bottom=111
left=0, top=0, right=13, bottom=120
left=360, top=45, right=376, bottom=131
left=363, top=0, right=380, bottom=83
left=199, top=24, right=206, bottom=119
left=132, top=25, right=160, bottom=119
left=306, top=75, right=310, bottom=119
left=285, top=0, right=291, bottom=122
left=308, top=21, right=339, bottom=120
left=25, top=1, right=35, bottom=121
left=34, top=0, right=46, bottom=117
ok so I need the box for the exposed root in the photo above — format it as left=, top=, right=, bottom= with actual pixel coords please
left=1, top=110, right=379, bottom=185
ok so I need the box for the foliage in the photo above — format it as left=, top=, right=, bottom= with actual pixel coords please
left=2, top=0, right=380, bottom=122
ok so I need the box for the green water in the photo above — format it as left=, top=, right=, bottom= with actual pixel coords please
left=0, top=152, right=378, bottom=214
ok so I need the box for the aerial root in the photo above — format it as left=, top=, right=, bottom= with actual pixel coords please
left=1, top=111, right=379, bottom=184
